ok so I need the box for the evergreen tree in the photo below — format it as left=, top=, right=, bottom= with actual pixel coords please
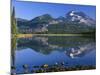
left=11, top=7, right=17, bottom=34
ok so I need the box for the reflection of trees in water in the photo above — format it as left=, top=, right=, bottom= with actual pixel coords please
left=17, top=36, right=60, bottom=54
left=16, top=36, right=95, bottom=55
left=11, top=37, right=17, bottom=67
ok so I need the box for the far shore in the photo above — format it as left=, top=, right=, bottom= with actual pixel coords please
left=12, top=33, right=94, bottom=38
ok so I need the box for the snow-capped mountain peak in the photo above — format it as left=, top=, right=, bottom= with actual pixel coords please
left=70, top=11, right=76, bottom=16
left=66, top=10, right=96, bottom=26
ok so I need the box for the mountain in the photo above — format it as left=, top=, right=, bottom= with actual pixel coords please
left=29, top=14, right=53, bottom=24
left=66, top=10, right=96, bottom=26
left=56, top=16, right=66, bottom=22
left=16, top=18, right=28, bottom=27
left=16, top=18, right=28, bottom=22
left=16, top=10, right=96, bottom=34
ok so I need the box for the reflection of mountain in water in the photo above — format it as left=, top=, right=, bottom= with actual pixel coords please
left=65, top=43, right=95, bottom=58
left=16, top=36, right=95, bottom=56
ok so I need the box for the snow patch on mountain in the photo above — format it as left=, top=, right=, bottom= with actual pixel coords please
left=66, top=10, right=96, bottom=26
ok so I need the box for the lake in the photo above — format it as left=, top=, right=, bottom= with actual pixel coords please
left=11, top=35, right=96, bottom=74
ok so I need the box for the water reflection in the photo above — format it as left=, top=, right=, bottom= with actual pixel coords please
left=65, top=43, right=95, bottom=58
left=11, top=36, right=96, bottom=74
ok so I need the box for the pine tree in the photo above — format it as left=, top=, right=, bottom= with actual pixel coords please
left=11, top=7, right=17, bottom=34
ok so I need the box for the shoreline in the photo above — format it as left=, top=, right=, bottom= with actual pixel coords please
left=11, top=65, right=96, bottom=74
left=12, top=34, right=94, bottom=38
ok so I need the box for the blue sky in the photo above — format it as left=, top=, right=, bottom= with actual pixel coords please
left=12, top=0, right=96, bottom=20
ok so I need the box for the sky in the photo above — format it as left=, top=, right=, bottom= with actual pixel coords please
left=12, top=0, right=96, bottom=20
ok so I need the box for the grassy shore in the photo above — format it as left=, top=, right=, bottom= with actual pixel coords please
left=12, top=33, right=93, bottom=38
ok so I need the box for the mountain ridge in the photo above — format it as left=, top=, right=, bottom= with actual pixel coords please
left=16, top=10, right=96, bottom=34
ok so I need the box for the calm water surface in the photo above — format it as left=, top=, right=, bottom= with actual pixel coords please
left=11, top=36, right=96, bottom=74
